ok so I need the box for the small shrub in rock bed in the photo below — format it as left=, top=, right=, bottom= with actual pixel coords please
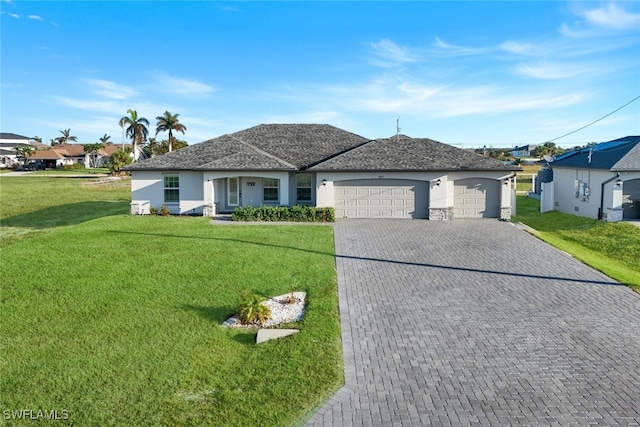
left=238, top=293, right=272, bottom=326
left=149, top=206, right=158, bottom=215
left=159, top=204, right=171, bottom=216
left=232, top=205, right=335, bottom=222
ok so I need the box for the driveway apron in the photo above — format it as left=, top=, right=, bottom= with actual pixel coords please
left=306, top=219, right=640, bottom=426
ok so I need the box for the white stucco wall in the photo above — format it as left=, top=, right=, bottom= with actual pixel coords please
left=552, top=168, right=616, bottom=219
left=131, top=170, right=204, bottom=215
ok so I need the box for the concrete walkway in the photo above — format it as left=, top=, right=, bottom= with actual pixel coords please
left=306, top=219, right=640, bottom=426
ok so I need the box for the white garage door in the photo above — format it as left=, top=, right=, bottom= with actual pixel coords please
left=622, top=178, right=640, bottom=220
left=454, top=178, right=500, bottom=218
left=334, top=179, right=428, bottom=219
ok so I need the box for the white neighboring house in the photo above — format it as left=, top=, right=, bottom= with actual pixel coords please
left=0, top=133, right=42, bottom=168
left=124, top=124, right=520, bottom=220
left=549, top=136, right=640, bottom=221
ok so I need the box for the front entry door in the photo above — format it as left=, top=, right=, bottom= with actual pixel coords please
left=228, top=177, right=240, bottom=207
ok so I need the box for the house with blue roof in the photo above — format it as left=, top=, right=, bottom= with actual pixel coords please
left=549, top=136, right=640, bottom=221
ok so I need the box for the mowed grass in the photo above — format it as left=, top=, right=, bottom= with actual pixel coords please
left=0, top=176, right=130, bottom=247
left=514, top=196, right=640, bottom=291
left=0, top=177, right=342, bottom=426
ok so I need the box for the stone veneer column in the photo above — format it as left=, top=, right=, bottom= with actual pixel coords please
left=428, top=207, right=454, bottom=220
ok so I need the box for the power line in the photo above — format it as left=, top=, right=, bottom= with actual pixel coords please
left=545, top=95, right=640, bottom=144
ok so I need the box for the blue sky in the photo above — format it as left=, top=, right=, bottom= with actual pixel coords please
left=2, top=1, right=639, bottom=149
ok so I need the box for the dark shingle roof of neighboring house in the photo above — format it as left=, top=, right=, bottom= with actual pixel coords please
left=125, top=124, right=369, bottom=171
left=551, top=136, right=640, bottom=171
left=0, top=133, right=32, bottom=140
left=309, top=135, right=520, bottom=171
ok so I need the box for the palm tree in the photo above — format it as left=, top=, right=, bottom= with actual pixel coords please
left=109, top=147, right=133, bottom=174
left=54, top=129, right=77, bottom=146
left=155, top=111, right=186, bottom=153
left=99, top=134, right=111, bottom=144
left=119, top=110, right=149, bottom=161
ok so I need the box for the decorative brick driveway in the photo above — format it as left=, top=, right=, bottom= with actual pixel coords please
left=306, top=219, right=640, bottom=426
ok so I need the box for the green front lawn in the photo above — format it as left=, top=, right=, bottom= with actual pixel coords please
left=513, top=196, right=640, bottom=291
left=0, top=176, right=130, bottom=247
left=0, top=177, right=342, bottom=426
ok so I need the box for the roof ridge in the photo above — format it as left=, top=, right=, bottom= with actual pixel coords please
left=305, top=138, right=375, bottom=169
left=227, top=134, right=297, bottom=169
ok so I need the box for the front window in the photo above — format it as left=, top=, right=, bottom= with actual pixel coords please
left=263, top=178, right=279, bottom=203
left=164, top=175, right=179, bottom=203
left=296, top=174, right=312, bottom=203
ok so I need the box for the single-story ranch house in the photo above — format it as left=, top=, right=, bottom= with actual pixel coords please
left=548, top=135, right=640, bottom=221
left=125, top=124, right=520, bottom=220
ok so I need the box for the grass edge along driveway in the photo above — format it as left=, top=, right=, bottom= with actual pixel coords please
left=513, top=196, right=640, bottom=292
left=0, top=216, right=343, bottom=426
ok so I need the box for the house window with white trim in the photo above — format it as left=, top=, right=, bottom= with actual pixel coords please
left=296, top=173, right=312, bottom=203
left=164, top=175, right=180, bottom=203
left=263, top=178, right=279, bottom=203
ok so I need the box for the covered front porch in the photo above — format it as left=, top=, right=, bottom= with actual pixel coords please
left=203, top=172, right=292, bottom=216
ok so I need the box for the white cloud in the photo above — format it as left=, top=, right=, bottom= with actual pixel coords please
left=8, top=13, right=19, bottom=18
left=28, top=14, right=43, bottom=21
left=561, top=3, right=640, bottom=37
left=513, top=62, right=587, bottom=80
left=432, top=37, right=493, bottom=56
left=52, top=96, right=121, bottom=113
left=501, top=41, right=532, bottom=54
left=152, top=71, right=216, bottom=97
left=582, top=3, right=640, bottom=30
left=85, top=79, right=137, bottom=100
left=366, top=39, right=422, bottom=67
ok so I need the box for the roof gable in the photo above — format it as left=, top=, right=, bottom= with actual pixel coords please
left=126, top=124, right=369, bottom=171
left=309, top=135, right=519, bottom=171
left=230, top=124, right=370, bottom=167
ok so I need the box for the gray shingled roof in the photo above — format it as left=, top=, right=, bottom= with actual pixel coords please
left=125, top=124, right=369, bottom=171
left=551, top=136, right=640, bottom=171
left=230, top=124, right=370, bottom=167
left=309, top=135, right=520, bottom=171
left=125, top=125, right=519, bottom=173
left=0, top=133, right=32, bottom=140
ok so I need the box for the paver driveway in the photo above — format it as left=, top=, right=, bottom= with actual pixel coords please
left=306, top=219, right=640, bottom=426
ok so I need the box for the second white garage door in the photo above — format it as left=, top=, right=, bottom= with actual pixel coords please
left=334, top=179, right=428, bottom=219
left=454, top=178, right=500, bottom=218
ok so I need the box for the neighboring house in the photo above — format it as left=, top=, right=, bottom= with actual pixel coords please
left=549, top=136, right=640, bottom=221
left=511, top=144, right=537, bottom=158
left=0, top=133, right=43, bottom=167
left=125, top=124, right=520, bottom=220
left=25, top=143, right=130, bottom=168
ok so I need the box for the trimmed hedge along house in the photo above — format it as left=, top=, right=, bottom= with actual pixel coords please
left=125, top=124, right=520, bottom=220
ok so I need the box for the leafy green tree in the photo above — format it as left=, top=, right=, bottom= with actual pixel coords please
left=146, top=137, right=188, bottom=156
left=119, top=109, right=149, bottom=161
left=14, top=145, right=35, bottom=166
left=536, top=142, right=563, bottom=159
left=155, top=111, right=186, bottom=153
left=83, top=142, right=105, bottom=168
left=53, top=129, right=78, bottom=146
